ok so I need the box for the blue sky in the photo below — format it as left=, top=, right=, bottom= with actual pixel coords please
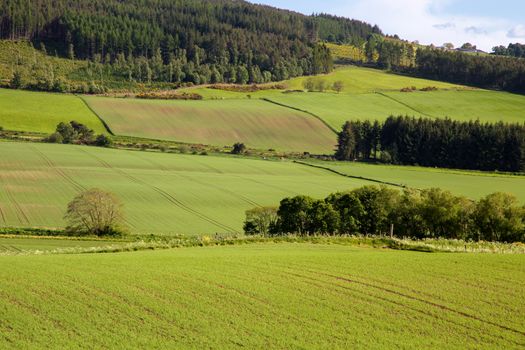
left=249, top=0, right=525, bottom=51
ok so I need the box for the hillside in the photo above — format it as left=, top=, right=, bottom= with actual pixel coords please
left=3, top=65, right=525, bottom=153
left=82, top=96, right=337, bottom=153
left=181, top=66, right=525, bottom=129
left=1, top=244, right=524, bottom=348
left=0, top=142, right=368, bottom=234
left=0, top=141, right=524, bottom=235
left=0, top=0, right=382, bottom=88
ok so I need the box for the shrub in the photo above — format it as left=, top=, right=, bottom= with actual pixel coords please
left=94, top=134, right=113, bottom=147
left=9, top=70, right=24, bottom=89
left=421, top=86, right=438, bottom=91
left=45, top=132, right=64, bottom=144
left=333, top=80, right=344, bottom=93
left=56, top=122, right=76, bottom=143
left=303, top=77, right=315, bottom=91
left=231, top=142, right=247, bottom=155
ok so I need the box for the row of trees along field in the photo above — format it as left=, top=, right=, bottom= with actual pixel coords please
left=0, top=0, right=380, bottom=87
left=244, top=186, right=525, bottom=243
left=336, top=116, right=525, bottom=172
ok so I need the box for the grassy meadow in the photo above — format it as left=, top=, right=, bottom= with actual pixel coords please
left=0, top=243, right=524, bottom=349
left=82, top=96, right=336, bottom=153
left=0, top=142, right=369, bottom=235
left=0, top=88, right=106, bottom=134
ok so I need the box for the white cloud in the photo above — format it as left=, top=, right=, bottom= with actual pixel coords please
left=433, top=23, right=455, bottom=30
left=465, top=26, right=487, bottom=35
left=507, top=25, right=525, bottom=38
left=336, top=0, right=515, bottom=51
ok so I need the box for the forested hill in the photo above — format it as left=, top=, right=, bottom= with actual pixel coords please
left=0, top=0, right=380, bottom=83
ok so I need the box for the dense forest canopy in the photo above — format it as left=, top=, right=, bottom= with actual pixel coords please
left=336, top=116, right=525, bottom=173
left=0, top=0, right=379, bottom=84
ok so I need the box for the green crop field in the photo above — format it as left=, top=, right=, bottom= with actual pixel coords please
left=382, top=90, right=525, bottom=122
left=1, top=243, right=524, bottom=348
left=304, top=160, right=525, bottom=202
left=83, top=96, right=336, bottom=153
left=0, top=88, right=106, bottom=134
left=180, top=66, right=525, bottom=130
left=0, top=142, right=369, bottom=235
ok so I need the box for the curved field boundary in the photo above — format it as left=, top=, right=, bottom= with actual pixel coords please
left=77, top=95, right=115, bottom=135
left=260, top=98, right=339, bottom=134
left=293, top=160, right=409, bottom=189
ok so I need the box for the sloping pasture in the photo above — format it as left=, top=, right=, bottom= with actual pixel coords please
left=0, top=88, right=106, bottom=133
left=181, top=66, right=525, bottom=130
left=83, top=96, right=337, bottom=153
left=0, top=142, right=369, bottom=235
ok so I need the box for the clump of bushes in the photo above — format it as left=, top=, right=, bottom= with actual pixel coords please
left=302, top=78, right=344, bottom=93
left=400, top=86, right=417, bottom=92
left=94, top=134, right=113, bottom=147
left=421, top=86, right=438, bottom=91
left=45, top=121, right=112, bottom=147
left=244, top=185, right=525, bottom=243
left=209, top=83, right=285, bottom=93
left=136, top=91, right=203, bottom=100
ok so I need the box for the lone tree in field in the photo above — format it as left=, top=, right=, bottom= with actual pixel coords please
left=64, top=189, right=125, bottom=236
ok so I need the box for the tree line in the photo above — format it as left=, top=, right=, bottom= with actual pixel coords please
left=492, top=43, right=525, bottom=59
left=0, top=0, right=379, bottom=86
left=336, top=116, right=525, bottom=172
left=244, top=186, right=525, bottom=243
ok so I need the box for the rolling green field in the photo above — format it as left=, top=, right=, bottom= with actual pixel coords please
left=3, top=65, right=525, bottom=150
left=1, top=142, right=524, bottom=236
left=0, top=88, right=106, bottom=134
left=181, top=66, right=525, bottom=130
left=304, top=160, right=525, bottom=202
left=0, top=142, right=368, bottom=235
left=1, top=243, right=524, bottom=348
left=383, top=90, right=525, bottom=122
left=83, top=96, right=336, bottom=153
